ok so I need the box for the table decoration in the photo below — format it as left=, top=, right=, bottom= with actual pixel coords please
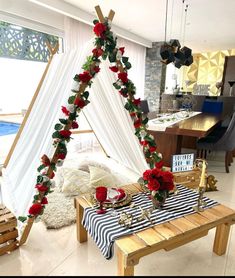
left=142, top=165, right=175, bottom=209
left=91, top=188, right=132, bottom=209
left=193, top=159, right=208, bottom=212
left=95, top=186, right=108, bottom=214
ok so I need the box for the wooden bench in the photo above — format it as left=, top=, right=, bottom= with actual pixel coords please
left=74, top=183, right=235, bottom=276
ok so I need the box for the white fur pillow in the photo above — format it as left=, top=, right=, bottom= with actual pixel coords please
left=77, top=159, right=111, bottom=173
left=59, top=168, right=91, bottom=196
left=89, top=165, right=119, bottom=188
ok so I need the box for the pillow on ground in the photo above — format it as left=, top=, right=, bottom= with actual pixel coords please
left=77, top=159, right=111, bottom=173
left=89, top=165, right=119, bottom=188
left=60, top=168, right=91, bottom=196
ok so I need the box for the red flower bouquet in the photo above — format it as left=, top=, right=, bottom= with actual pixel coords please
left=142, top=166, right=174, bottom=207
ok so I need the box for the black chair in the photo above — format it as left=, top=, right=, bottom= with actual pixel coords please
left=140, top=100, right=150, bottom=114
left=196, top=112, right=235, bottom=173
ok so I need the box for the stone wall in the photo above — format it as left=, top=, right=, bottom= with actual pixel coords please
left=144, top=42, right=166, bottom=112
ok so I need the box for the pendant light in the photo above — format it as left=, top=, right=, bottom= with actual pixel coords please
left=160, top=0, right=193, bottom=68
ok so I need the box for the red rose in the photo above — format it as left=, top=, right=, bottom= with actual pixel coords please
left=35, top=184, right=48, bottom=192
left=93, top=22, right=107, bottom=37
left=71, top=121, right=79, bottom=129
left=155, top=160, right=164, bottom=169
left=118, top=72, right=128, bottom=83
left=61, top=106, right=70, bottom=116
left=130, top=112, right=136, bottom=117
left=149, top=146, right=157, bottom=153
left=119, top=47, right=125, bottom=55
left=57, top=153, right=66, bottom=160
left=93, top=66, right=100, bottom=73
left=41, top=154, right=50, bottom=166
left=159, top=181, right=174, bottom=191
left=133, top=98, right=141, bottom=106
left=119, top=89, right=128, bottom=97
left=140, top=140, right=148, bottom=146
left=92, top=48, right=103, bottom=57
left=41, top=197, right=48, bottom=205
left=59, top=130, right=72, bottom=138
left=147, top=180, right=160, bottom=191
left=109, top=66, right=119, bottom=72
left=134, top=119, right=142, bottom=128
left=143, top=169, right=152, bottom=181
left=74, top=98, right=86, bottom=108
left=78, top=71, right=92, bottom=83
left=151, top=168, right=162, bottom=179
left=161, top=171, right=174, bottom=183
left=29, top=203, right=43, bottom=216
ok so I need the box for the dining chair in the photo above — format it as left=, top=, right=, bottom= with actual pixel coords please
left=201, top=99, right=223, bottom=114
left=196, top=112, right=235, bottom=173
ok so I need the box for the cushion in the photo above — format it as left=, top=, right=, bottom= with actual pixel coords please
left=89, top=165, right=119, bottom=188
left=77, top=159, right=111, bottom=173
left=60, top=168, right=91, bottom=196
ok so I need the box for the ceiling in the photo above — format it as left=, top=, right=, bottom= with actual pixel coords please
left=62, top=0, right=235, bottom=53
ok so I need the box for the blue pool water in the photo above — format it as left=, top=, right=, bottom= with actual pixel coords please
left=0, top=121, right=20, bottom=136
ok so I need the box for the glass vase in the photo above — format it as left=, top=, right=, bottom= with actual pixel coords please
left=151, top=191, right=168, bottom=209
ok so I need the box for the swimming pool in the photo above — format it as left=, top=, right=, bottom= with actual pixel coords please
left=0, top=121, right=20, bottom=136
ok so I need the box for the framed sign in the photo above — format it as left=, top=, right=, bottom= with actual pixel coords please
left=171, top=153, right=194, bottom=172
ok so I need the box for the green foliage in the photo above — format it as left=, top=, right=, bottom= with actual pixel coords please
left=82, top=56, right=93, bottom=71
left=82, top=91, right=89, bottom=99
left=54, top=123, right=63, bottom=130
left=59, top=118, right=68, bottom=125
left=18, top=216, right=27, bottom=223
left=122, top=57, right=129, bottom=63
left=113, top=82, right=121, bottom=90
left=68, top=95, right=76, bottom=104
left=37, top=175, right=44, bottom=184
left=108, top=52, right=116, bottom=63
left=52, top=130, right=61, bottom=139
left=142, top=117, right=149, bottom=125
left=37, top=164, right=45, bottom=172
left=69, top=112, right=77, bottom=121
left=125, top=62, right=132, bottom=70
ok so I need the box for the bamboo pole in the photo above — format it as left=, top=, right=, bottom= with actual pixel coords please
left=4, top=41, right=59, bottom=168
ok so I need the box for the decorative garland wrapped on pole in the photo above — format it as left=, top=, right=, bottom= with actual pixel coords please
left=19, top=6, right=173, bottom=245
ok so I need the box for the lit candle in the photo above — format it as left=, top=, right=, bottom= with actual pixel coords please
left=199, top=160, right=206, bottom=188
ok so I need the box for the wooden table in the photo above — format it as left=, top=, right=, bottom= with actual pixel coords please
left=148, top=113, right=223, bottom=167
left=74, top=183, right=235, bottom=276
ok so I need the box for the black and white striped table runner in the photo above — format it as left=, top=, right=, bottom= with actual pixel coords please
left=82, top=184, right=218, bottom=260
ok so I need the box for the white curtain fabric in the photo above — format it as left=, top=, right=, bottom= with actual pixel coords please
left=2, top=16, right=148, bottom=217
left=2, top=45, right=93, bottom=217
left=84, top=58, right=148, bottom=173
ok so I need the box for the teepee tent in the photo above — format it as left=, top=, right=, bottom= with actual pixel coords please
left=1, top=6, right=162, bottom=246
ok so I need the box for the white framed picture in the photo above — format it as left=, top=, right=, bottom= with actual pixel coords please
left=171, top=153, right=195, bottom=172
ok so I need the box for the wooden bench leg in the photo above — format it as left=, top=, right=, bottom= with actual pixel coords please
left=213, top=223, right=231, bottom=255
left=117, top=248, right=134, bottom=276
left=76, top=201, right=88, bottom=243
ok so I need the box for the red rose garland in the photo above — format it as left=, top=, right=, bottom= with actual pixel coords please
left=19, top=17, right=170, bottom=222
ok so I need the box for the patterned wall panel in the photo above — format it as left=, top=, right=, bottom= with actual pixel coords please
left=183, top=48, right=235, bottom=95
left=0, top=21, right=59, bottom=62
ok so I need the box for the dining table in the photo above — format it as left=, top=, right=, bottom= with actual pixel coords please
left=147, top=111, right=224, bottom=167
